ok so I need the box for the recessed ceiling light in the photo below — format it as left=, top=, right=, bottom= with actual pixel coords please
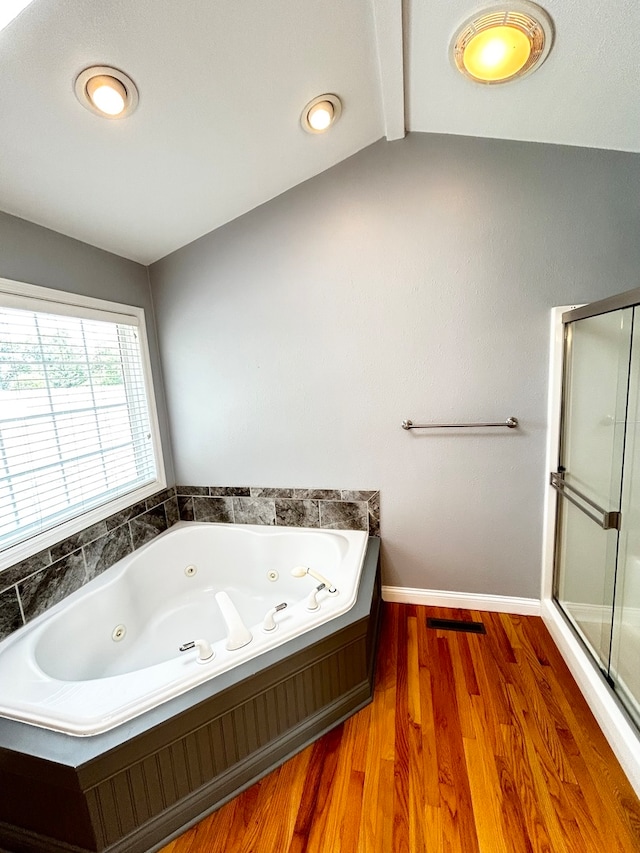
left=0, top=0, right=36, bottom=34
left=451, top=2, right=553, bottom=84
left=301, top=94, right=342, bottom=134
left=75, top=66, right=139, bottom=119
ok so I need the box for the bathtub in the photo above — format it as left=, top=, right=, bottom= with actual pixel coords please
left=0, top=521, right=369, bottom=736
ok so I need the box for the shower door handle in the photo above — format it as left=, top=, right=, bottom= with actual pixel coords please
left=550, top=472, right=621, bottom=531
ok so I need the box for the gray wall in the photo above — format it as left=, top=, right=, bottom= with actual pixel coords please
left=150, top=132, right=640, bottom=599
left=0, top=211, right=174, bottom=484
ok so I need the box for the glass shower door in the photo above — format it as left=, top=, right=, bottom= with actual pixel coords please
left=610, top=314, right=640, bottom=724
left=554, top=308, right=632, bottom=670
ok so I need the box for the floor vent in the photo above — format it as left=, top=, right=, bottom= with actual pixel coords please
left=426, top=617, right=486, bottom=634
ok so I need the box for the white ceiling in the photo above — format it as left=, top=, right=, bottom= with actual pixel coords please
left=0, top=0, right=638, bottom=265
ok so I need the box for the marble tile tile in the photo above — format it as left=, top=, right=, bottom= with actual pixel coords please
left=19, top=550, right=87, bottom=622
left=176, top=485, right=209, bottom=496
left=275, top=499, right=319, bottom=528
left=251, top=487, right=293, bottom=498
left=145, top=487, right=176, bottom=509
left=292, top=489, right=341, bottom=501
left=367, top=491, right=380, bottom=537
left=319, top=500, right=368, bottom=531
left=209, top=486, right=251, bottom=497
left=105, top=500, right=148, bottom=530
left=178, top=495, right=195, bottom=521
left=0, top=549, right=51, bottom=592
left=83, top=526, right=133, bottom=581
left=165, top=496, right=180, bottom=527
left=233, top=497, right=275, bottom=525
left=193, top=496, right=234, bottom=523
left=50, top=521, right=108, bottom=562
left=341, top=489, right=378, bottom=502
left=130, top=505, right=168, bottom=548
left=0, top=587, right=24, bottom=640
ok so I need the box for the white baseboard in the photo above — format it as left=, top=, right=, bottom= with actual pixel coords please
left=381, top=585, right=541, bottom=616
left=542, top=599, right=640, bottom=799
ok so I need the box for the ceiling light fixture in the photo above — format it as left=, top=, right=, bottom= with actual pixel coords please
left=451, top=2, right=553, bottom=84
left=75, top=66, right=139, bottom=119
left=301, top=94, right=342, bottom=134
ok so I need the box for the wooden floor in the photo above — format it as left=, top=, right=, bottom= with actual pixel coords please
left=160, top=604, right=640, bottom=852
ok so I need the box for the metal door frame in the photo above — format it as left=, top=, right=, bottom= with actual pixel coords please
left=551, top=287, right=640, bottom=710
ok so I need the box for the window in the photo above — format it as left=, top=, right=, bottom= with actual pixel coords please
left=0, top=279, right=164, bottom=566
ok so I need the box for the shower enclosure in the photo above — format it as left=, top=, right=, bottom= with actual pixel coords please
left=553, top=289, right=640, bottom=729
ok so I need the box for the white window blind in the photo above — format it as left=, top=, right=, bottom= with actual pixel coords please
left=0, top=292, right=160, bottom=555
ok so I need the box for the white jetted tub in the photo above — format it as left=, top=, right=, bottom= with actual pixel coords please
left=0, top=522, right=368, bottom=735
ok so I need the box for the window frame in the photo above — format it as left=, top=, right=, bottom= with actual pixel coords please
left=0, top=277, right=166, bottom=571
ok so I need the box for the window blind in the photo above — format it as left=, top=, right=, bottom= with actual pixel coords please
left=0, top=301, right=158, bottom=552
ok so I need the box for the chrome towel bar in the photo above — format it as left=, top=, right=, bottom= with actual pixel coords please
left=401, top=416, right=519, bottom=430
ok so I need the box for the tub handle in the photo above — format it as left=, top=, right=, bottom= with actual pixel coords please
left=179, top=638, right=215, bottom=663
left=263, top=602, right=288, bottom=632
left=306, top=584, right=325, bottom=611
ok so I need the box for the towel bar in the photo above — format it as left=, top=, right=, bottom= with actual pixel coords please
left=401, top=417, right=519, bottom=430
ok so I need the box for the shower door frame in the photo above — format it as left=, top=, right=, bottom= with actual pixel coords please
left=540, top=288, right=640, bottom=800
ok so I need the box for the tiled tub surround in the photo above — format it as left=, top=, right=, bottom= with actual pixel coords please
left=177, top=486, right=380, bottom=536
left=0, top=488, right=179, bottom=641
left=0, top=486, right=380, bottom=642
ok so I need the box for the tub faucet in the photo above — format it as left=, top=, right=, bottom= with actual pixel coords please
left=306, top=583, right=325, bottom=611
left=179, top=638, right=214, bottom=663
left=291, top=565, right=338, bottom=595
left=215, top=591, right=253, bottom=651
left=262, top=602, right=287, bottom=632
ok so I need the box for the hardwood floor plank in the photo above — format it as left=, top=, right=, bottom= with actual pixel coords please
left=463, top=720, right=510, bottom=853
left=433, top=635, right=480, bottom=853
left=499, top=611, right=524, bottom=651
left=408, top=718, right=426, bottom=853
left=160, top=605, right=640, bottom=853
left=407, top=616, right=421, bottom=726
left=494, top=753, right=536, bottom=853
left=393, top=605, right=411, bottom=853
left=447, top=633, right=476, bottom=740
left=423, top=804, right=443, bottom=853
left=458, top=632, right=480, bottom=697
left=290, top=724, right=343, bottom=853
left=417, top=658, right=441, bottom=808
left=339, top=770, right=365, bottom=853
left=378, top=757, right=395, bottom=853
left=262, top=748, right=313, bottom=852
left=503, top=682, right=571, bottom=853
left=323, top=705, right=359, bottom=852
left=357, top=665, right=386, bottom=850
left=466, top=632, right=507, bottom=756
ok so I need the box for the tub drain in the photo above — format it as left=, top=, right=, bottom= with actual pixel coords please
left=112, top=625, right=126, bottom=642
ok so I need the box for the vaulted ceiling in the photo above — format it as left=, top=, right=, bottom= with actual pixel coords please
left=0, top=0, right=638, bottom=264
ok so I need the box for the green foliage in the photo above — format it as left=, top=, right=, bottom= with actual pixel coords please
left=0, top=333, right=123, bottom=390
left=90, top=349, right=124, bottom=386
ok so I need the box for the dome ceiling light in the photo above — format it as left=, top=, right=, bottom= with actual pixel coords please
left=75, top=66, right=139, bottom=119
left=301, top=94, right=342, bottom=134
left=451, top=2, right=553, bottom=84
